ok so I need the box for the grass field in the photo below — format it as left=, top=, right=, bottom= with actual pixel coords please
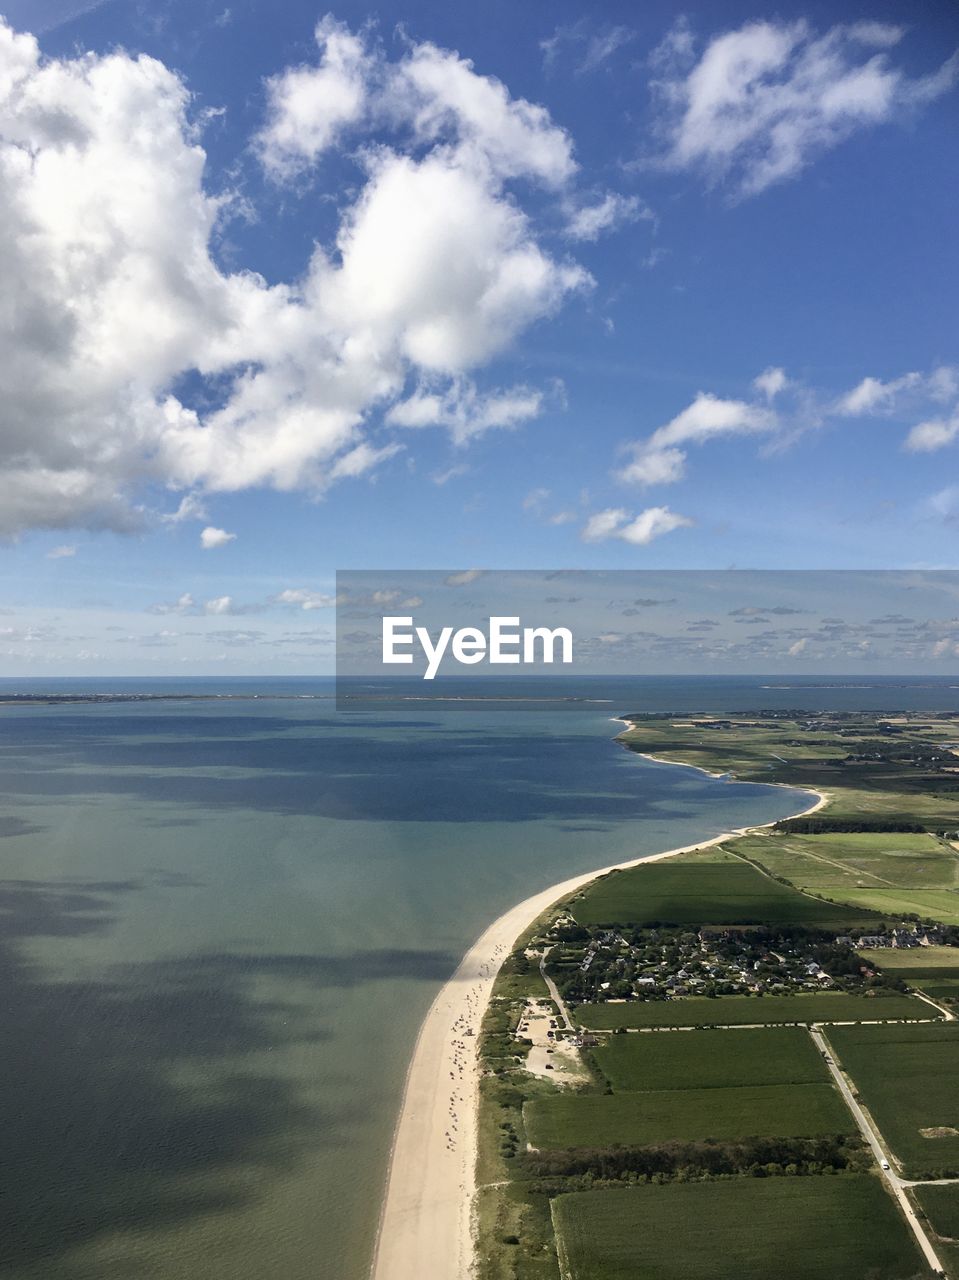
left=552, top=1177, right=931, bottom=1280
left=575, top=991, right=933, bottom=1029
left=569, top=853, right=879, bottom=928
left=592, top=1026, right=830, bottom=1092
left=524, top=1081, right=853, bottom=1149
left=860, top=947, right=959, bottom=1003
left=860, top=946, right=959, bottom=970
left=915, top=1183, right=959, bottom=1240
left=828, top=1022, right=959, bottom=1177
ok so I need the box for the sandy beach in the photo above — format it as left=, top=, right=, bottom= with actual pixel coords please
left=370, top=753, right=827, bottom=1280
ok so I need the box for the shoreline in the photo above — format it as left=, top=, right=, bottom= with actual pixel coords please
left=370, top=745, right=826, bottom=1280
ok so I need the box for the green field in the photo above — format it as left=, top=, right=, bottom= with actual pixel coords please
left=860, top=947, right=959, bottom=1003
left=524, top=1082, right=853, bottom=1149
left=552, top=1177, right=931, bottom=1280
left=576, top=991, right=933, bottom=1029
left=915, top=1183, right=959, bottom=1240
left=860, top=946, right=959, bottom=970
left=592, top=1026, right=830, bottom=1091
left=828, top=1022, right=959, bottom=1177
left=569, top=855, right=879, bottom=928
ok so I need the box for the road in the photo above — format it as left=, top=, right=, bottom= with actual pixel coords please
left=809, top=1024, right=947, bottom=1276
left=538, top=948, right=575, bottom=1031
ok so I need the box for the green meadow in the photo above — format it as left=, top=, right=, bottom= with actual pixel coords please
left=828, top=1022, right=959, bottom=1177
left=551, top=1178, right=931, bottom=1280
left=575, top=991, right=931, bottom=1029
left=591, top=1026, right=829, bottom=1091
left=569, top=854, right=877, bottom=929
left=524, top=1082, right=853, bottom=1149
left=915, top=1183, right=959, bottom=1240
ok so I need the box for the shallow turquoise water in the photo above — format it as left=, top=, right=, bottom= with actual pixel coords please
left=0, top=688, right=822, bottom=1278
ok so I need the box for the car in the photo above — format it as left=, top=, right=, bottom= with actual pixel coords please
left=880, top=1159, right=890, bottom=1171
left=544, top=1063, right=554, bottom=1070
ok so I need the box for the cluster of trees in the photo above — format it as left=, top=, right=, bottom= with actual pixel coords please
left=774, top=817, right=925, bottom=833
left=519, top=1135, right=865, bottom=1186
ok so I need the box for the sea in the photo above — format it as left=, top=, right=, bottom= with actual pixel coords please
left=1, top=675, right=956, bottom=1280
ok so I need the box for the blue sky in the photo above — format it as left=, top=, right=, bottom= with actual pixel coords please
left=1, top=0, right=958, bottom=673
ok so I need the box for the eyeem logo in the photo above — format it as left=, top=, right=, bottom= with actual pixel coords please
left=383, top=616, right=573, bottom=680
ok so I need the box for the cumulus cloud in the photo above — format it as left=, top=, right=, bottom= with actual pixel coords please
left=618, top=391, right=776, bottom=487
left=650, top=18, right=958, bottom=197
left=581, top=505, right=691, bottom=545
left=46, top=544, right=76, bottom=558
left=200, top=526, right=236, bottom=549
left=0, top=17, right=588, bottom=535
left=255, top=16, right=371, bottom=177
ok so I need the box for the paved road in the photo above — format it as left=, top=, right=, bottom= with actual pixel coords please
left=809, top=1024, right=946, bottom=1275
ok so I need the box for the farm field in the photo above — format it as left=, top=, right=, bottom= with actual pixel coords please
left=860, top=947, right=959, bottom=1004
left=915, top=1184, right=959, bottom=1241
left=732, top=830, right=958, bottom=887
left=860, top=946, right=959, bottom=970
left=575, top=991, right=933, bottom=1029
left=591, top=1026, right=830, bottom=1092
left=551, top=1177, right=932, bottom=1280
left=524, top=1082, right=853, bottom=1149
left=828, top=1022, right=959, bottom=1177
left=569, top=853, right=878, bottom=929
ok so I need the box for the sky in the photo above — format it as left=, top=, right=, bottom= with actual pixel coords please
left=335, top=570, right=959, bottom=677
left=0, top=0, right=958, bottom=674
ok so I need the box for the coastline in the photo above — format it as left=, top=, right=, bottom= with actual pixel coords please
left=370, top=748, right=826, bottom=1280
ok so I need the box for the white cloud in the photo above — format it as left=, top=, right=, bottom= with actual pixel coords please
left=431, top=463, right=469, bottom=486
left=386, top=379, right=544, bottom=445
left=618, top=445, right=686, bottom=487
left=753, top=366, right=788, bottom=400
left=582, top=505, right=692, bottom=545
left=837, top=371, right=921, bottom=414
left=273, top=588, right=337, bottom=610
left=0, top=17, right=588, bottom=535
left=149, top=592, right=196, bottom=615
left=788, top=637, right=808, bottom=656
left=161, top=492, right=208, bottom=524
left=255, top=16, right=371, bottom=178
left=204, top=595, right=234, bottom=615
left=618, top=392, right=776, bottom=487
left=565, top=192, right=649, bottom=241
left=200, top=526, right=236, bottom=549
left=618, top=506, right=693, bottom=545
left=905, top=410, right=959, bottom=454
left=46, top=544, right=76, bottom=558
left=651, top=18, right=959, bottom=196
left=831, top=365, right=959, bottom=453
left=582, top=507, right=629, bottom=542
left=522, top=487, right=550, bottom=512
left=444, top=569, right=483, bottom=586
left=390, top=41, right=575, bottom=187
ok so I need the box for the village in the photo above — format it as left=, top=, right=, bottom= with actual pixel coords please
left=541, top=918, right=945, bottom=1007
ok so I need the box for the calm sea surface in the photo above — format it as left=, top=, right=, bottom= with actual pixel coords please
left=0, top=676, right=955, bottom=1279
